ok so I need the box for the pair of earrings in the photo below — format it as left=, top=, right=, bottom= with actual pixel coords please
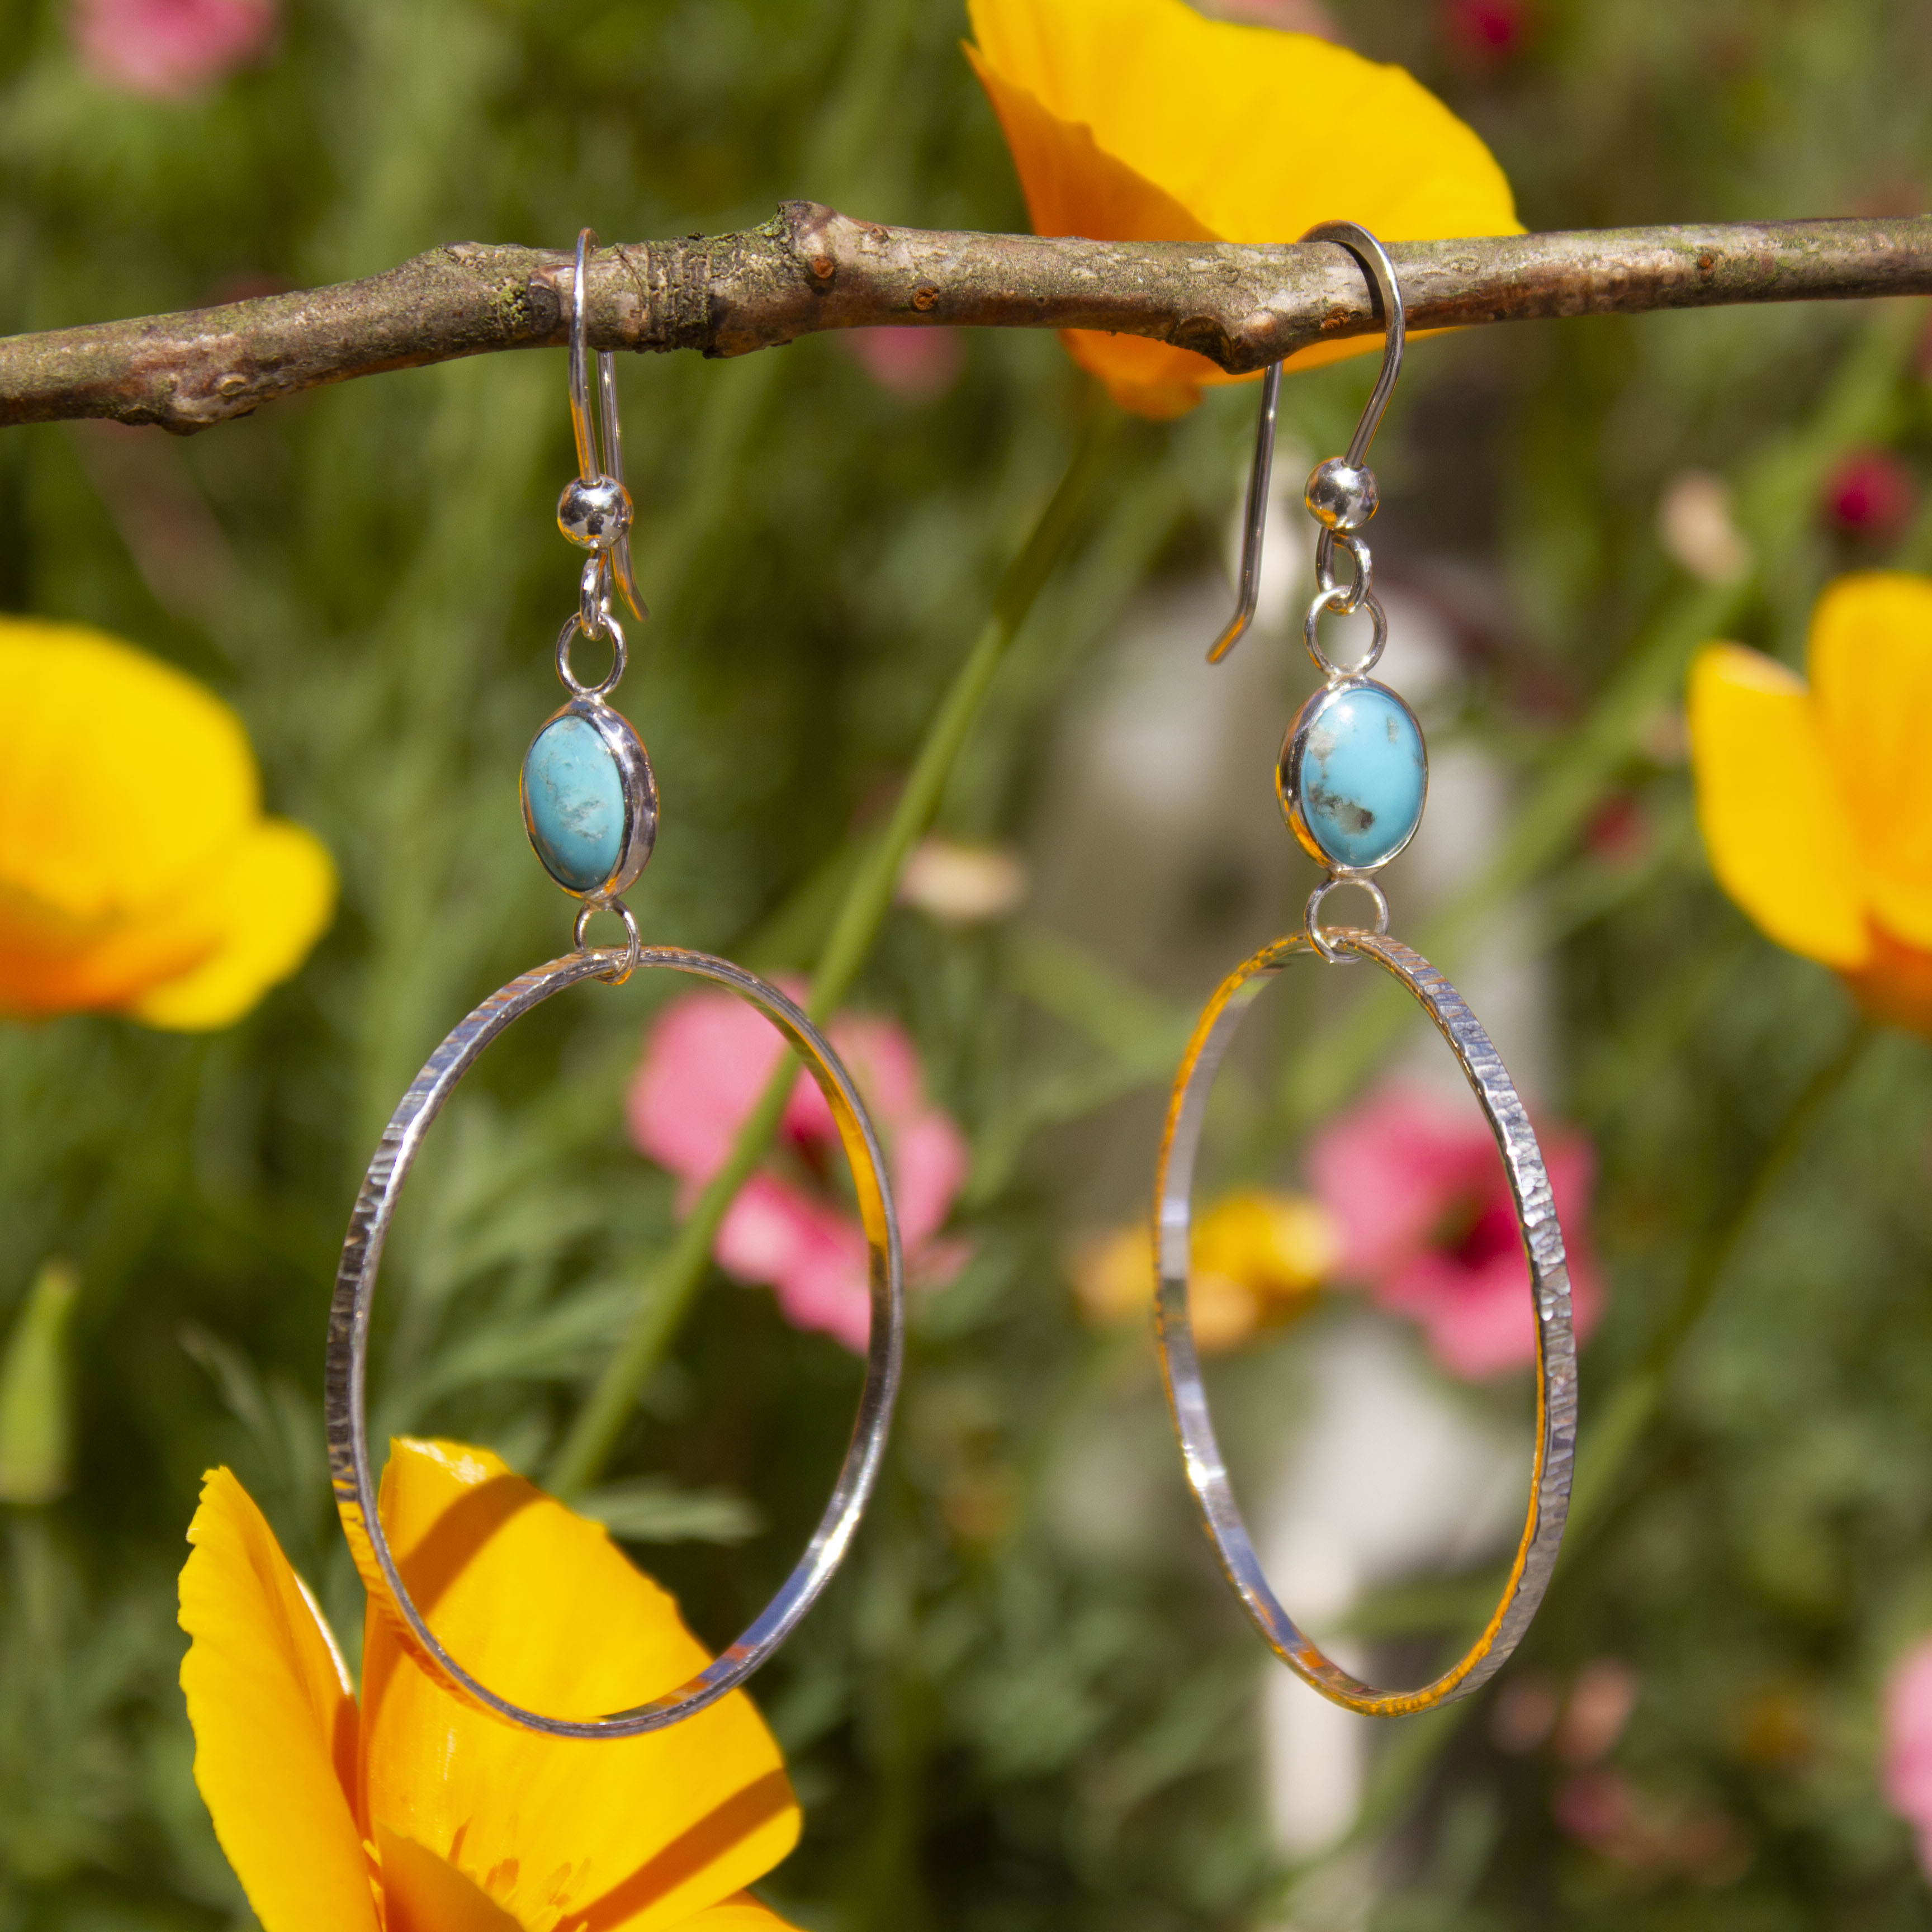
left=324, top=226, right=1577, bottom=1739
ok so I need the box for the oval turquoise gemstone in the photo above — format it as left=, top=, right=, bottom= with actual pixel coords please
left=1294, top=681, right=1426, bottom=871
left=523, top=713, right=626, bottom=893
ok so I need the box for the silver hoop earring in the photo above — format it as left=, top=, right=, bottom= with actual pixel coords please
left=1156, top=222, right=1578, bottom=1718
left=324, top=228, right=906, bottom=1740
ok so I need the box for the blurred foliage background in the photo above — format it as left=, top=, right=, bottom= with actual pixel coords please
left=6, top=0, right=1932, bottom=1928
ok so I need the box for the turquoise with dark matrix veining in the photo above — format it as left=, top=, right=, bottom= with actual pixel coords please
left=1294, top=681, right=1426, bottom=871
left=523, top=714, right=625, bottom=892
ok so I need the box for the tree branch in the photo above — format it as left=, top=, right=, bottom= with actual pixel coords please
left=4, top=203, right=1929, bottom=435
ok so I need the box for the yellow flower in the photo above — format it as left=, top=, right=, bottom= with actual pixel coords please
left=1072, top=1188, right=1337, bottom=1351
left=178, top=1438, right=801, bottom=1932
left=0, top=617, right=335, bottom=1030
left=1688, top=572, right=1932, bottom=1035
left=965, top=0, right=1520, bottom=418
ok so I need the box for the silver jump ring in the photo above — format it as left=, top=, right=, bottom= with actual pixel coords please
left=573, top=896, right=642, bottom=983
left=1154, top=931, right=1577, bottom=1716
left=1303, top=874, right=1390, bottom=964
left=325, top=947, right=906, bottom=1739
left=580, top=555, right=612, bottom=637
left=1304, top=584, right=1389, bottom=678
left=556, top=606, right=627, bottom=699
left=1314, top=532, right=1373, bottom=613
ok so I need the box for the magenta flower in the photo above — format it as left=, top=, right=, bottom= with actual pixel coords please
left=1443, top=0, right=1529, bottom=59
left=70, top=0, right=276, bottom=98
left=627, top=988, right=970, bottom=1352
left=1883, top=1637, right=1932, bottom=1874
left=1307, top=1081, right=1603, bottom=1380
left=1823, top=449, right=1918, bottom=539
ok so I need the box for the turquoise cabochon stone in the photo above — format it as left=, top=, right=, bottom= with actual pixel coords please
left=1289, top=680, right=1426, bottom=872
left=522, top=713, right=627, bottom=893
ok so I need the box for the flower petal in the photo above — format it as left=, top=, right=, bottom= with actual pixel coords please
left=681, top=1898, right=804, bottom=1931
left=177, top=1467, right=376, bottom=1932
left=0, top=815, right=335, bottom=1027
left=1687, top=643, right=1869, bottom=968
left=628, top=991, right=793, bottom=1183
left=1306, top=1082, right=1492, bottom=1278
left=891, top=1110, right=969, bottom=1253
left=964, top=48, right=1213, bottom=248
left=717, top=1174, right=874, bottom=1354
left=1807, top=572, right=1932, bottom=949
left=1883, top=1635, right=1932, bottom=1877
left=378, top=1825, right=524, bottom=1932
left=0, top=619, right=258, bottom=922
left=966, top=0, right=1520, bottom=412
left=361, top=1439, right=798, bottom=1932
left=126, top=817, right=338, bottom=1029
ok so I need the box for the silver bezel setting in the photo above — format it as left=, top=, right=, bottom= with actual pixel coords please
left=519, top=694, right=658, bottom=902
left=1276, top=675, right=1429, bottom=877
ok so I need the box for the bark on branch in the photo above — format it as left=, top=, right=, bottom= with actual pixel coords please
left=4, top=203, right=1930, bottom=434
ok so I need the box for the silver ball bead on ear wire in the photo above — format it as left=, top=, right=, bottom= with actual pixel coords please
left=1304, top=457, right=1379, bottom=532
left=557, top=475, right=633, bottom=550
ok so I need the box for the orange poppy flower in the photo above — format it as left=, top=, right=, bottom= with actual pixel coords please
left=1688, top=572, right=1932, bottom=1035
left=178, top=1438, right=801, bottom=1932
left=0, top=617, right=335, bottom=1029
left=965, top=0, right=1521, bottom=417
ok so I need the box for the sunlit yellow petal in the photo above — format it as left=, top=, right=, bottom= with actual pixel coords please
left=1060, top=329, right=1230, bottom=420
left=0, top=875, right=211, bottom=1020
left=126, top=818, right=338, bottom=1029
left=0, top=619, right=258, bottom=922
left=377, top=1826, right=524, bottom=1932
left=362, top=1439, right=799, bottom=1932
left=966, top=0, right=1519, bottom=412
left=681, top=1896, right=804, bottom=1930
left=0, top=817, right=336, bottom=1027
left=1807, top=571, right=1932, bottom=949
left=965, top=47, right=1213, bottom=246
left=178, top=1467, right=376, bottom=1932
left=974, top=0, right=1519, bottom=245
left=1841, top=925, right=1932, bottom=1039
left=1687, top=643, right=1868, bottom=968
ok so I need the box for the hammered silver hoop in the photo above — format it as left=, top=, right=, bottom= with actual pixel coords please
left=325, top=946, right=906, bottom=1739
left=1154, top=931, right=1577, bottom=1717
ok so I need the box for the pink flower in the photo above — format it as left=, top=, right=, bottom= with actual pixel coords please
left=836, top=328, right=964, bottom=403
left=70, top=0, right=276, bottom=99
left=1444, top=0, right=1529, bottom=59
left=627, top=988, right=970, bottom=1352
left=1883, top=1637, right=1932, bottom=1875
left=1307, top=1081, right=1603, bottom=1380
left=1823, top=449, right=1917, bottom=539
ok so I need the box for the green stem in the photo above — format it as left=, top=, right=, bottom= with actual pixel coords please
left=548, top=400, right=1117, bottom=1497
left=1562, top=1018, right=1873, bottom=1543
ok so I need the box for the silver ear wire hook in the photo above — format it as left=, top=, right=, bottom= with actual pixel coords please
left=1207, top=221, right=1405, bottom=665
left=566, top=226, right=646, bottom=624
